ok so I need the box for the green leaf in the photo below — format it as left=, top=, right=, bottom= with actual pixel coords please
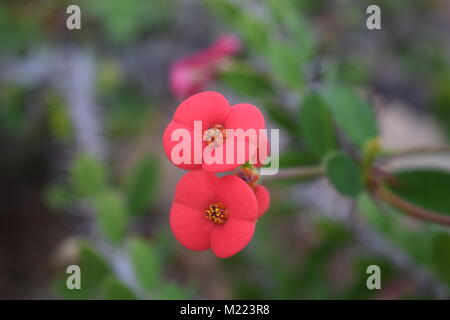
left=101, top=276, right=137, bottom=300
left=265, top=103, right=299, bottom=136
left=70, top=153, right=107, bottom=197
left=322, top=87, right=378, bottom=147
left=93, top=190, right=128, bottom=243
left=358, top=193, right=434, bottom=264
left=267, top=43, right=304, bottom=90
left=204, top=0, right=241, bottom=25
left=45, top=92, right=73, bottom=140
left=128, top=238, right=160, bottom=292
left=157, top=283, right=189, bottom=300
left=53, top=241, right=111, bottom=299
left=45, top=183, right=74, bottom=211
left=324, top=151, right=363, bottom=197
left=84, top=0, right=171, bottom=44
left=0, top=86, right=27, bottom=135
left=126, top=155, right=158, bottom=215
left=431, top=232, right=450, bottom=285
left=299, top=92, right=337, bottom=159
left=236, top=15, right=269, bottom=51
left=220, top=66, right=272, bottom=98
left=266, top=0, right=315, bottom=61
left=388, top=169, right=450, bottom=215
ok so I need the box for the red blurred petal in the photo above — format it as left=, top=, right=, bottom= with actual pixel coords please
left=173, top=91, right=230, bottom=129
left=215, top=175, right=258, bottom=221
left=207, top=35, right=241, bottom=58
left=174, top=170, right=218, bottom=210
left=211, top=219, right=255, bottom=258
left=254, top=185, right=270, bottom=218
left=162, top=120, right=202, bottom=170
left=170, top=202, right=213, bottom=251
left=169, top=61, right=209, bottom=99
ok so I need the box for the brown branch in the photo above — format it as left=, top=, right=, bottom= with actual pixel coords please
left=374, top=185, right=450, bottom=227
left=378, top=146, right=450, bottom=164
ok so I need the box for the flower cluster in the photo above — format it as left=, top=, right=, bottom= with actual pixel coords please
left=163, top=91, right=270, bottom=258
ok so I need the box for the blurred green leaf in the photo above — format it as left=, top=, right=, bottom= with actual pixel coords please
left=299, top=92, right=337, bottom=159
left=265, top=103, right=299, bottom=136
left=101, top=276, right=137, bottom=300
left=84, top=0, right=171, bottom=44
left=431, top=232, right=450, bottom=285
left=157, top=283, right=189, bottom=300
left=104, top=84, right=149, bottom=136
left=267, top=43, right=304, bottom=90
left=358, top=193, right=435, bottom=264
left=343, top=256, right=395, bottom=300
left=322, top=87, right=378, bottom=147
left=128, top=238, right=160, bottom=292
left=0, top=6, right=42, bottom=53
left=325, top=151, right=362, bottom=197
left=237, top=15, right=269, bottom=51
left=388, top=169, right=450, bottom=215
left=45, top=92, right=73, bottom=140
left=0, top=86, right=27, bottom=135
left=126, top=155, right=158, bottom=215
left=70, top=153, right=107, bottom=197
left=54, top=241, right=111, bottom=299
left=220, top=66, right=272, bottom=97
left=45, top=183, right=74, bottom=211
left=204, top=0, right=241, bottom=24
left=266, top=0, right=315, bottom=60
left=93, top=190, right=128, bottom=243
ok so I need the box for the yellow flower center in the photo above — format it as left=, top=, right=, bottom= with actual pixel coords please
left=205, top=202, right=228, bottom=225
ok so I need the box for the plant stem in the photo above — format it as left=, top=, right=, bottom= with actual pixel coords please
left=374, top=184, right=450, bottom=226
left=269, top=165, right=324, bottom=180
left=378, top=146, right=450, bottom=163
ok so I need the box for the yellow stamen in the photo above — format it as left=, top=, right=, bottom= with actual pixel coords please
left=205, top=202, right=228, bottom=225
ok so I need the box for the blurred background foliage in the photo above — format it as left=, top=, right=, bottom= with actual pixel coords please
left=1, top=0, right=450, bottom=299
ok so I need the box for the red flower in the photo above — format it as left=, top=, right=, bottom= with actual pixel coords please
left=163, top=91, right=266, bottom=173
left=236, top=167, right=270, bottom=217
left=254, top=185, right=270, bottom=217
left=169, top=35, right=241, bottom=99
left=170, top=170, right=258, bottom=258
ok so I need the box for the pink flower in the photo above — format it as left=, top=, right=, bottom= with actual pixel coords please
left=162, top=91, right=267, bottom=173
left=169, top=35, right=241, bottom=99
left=170, top=170, right=258, bottom=258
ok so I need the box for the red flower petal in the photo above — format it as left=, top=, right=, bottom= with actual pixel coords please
left=254, top=131, right=270, bottom=167
left=201, top=139, right=250, bottom=173
left=211, top=219, right=255, bottom=258
left=162, top=120, right=202, bottom=170
left=215, top=175, right=258, bottom=221
left=254, top=185, right=270, bottom=218
left=170, top=202, right=213, bottom=251
left=224, top=103, right=265, bottom=131
left=174, top=170, right=218, bottom=210
left=174, top=91, right=230, bottom=129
